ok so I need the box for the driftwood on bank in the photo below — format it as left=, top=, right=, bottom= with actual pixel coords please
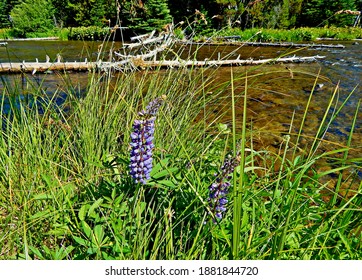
left=0, top=55, right=326, bottom=74
left=181, top=40, right=345, bottom=49
left=237, top=41, right=345, bottom=49
left=2, top=37, right=59, bottom=41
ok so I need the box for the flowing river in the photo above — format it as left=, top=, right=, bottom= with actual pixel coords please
left=0, top=40, right=361, bottom=175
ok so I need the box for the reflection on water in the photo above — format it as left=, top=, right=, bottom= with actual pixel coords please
left=0, top=40, right=122, bottom=63
left=0, top=72, right=88, bottom=114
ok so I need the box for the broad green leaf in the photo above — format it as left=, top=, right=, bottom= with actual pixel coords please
left=93, top=225, right=108, bottom=246
left=81, top=220, right=92, bottom=238
left=150, top=157, right=170, bottom=176
left=78, top=204, right=89, bottom=221
left=54, top=246, right=74, bottom=260
left=157, top=179, right=177, bottom=188
left=73, top=236, right=89, bottom=247
left=88, top=198, right=103, bottom=218
left=151, top=167, right=179, bottom=179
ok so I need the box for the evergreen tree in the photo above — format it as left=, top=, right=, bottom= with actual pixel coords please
left=120, top=0, right=171, bottom=33
left=0, top=0, right=8, bottom=28
left=103, top=0, right=119, bottom=26
left=71, top=0, right=106, bottom=27
left=51, top=0, right=77, bottom=27
left=145, top=0, right=171, bottom=30
left=265, top=0, right=303, bottom=28
left=278, top=0, right=290, bottom=28
left=290, top=0, right=304, bottom=27
left=301, top=0, right=357, bottom=27
left=0, top=0, right=21, bottom=28
left=215, top=0, right=246, bottom=28
left=247, top=0, right=264, bottom=28
left=357, top=0, right=362, bottom=10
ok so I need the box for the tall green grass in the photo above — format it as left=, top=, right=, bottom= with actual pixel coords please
left=0, top=59, right=361, bottom=259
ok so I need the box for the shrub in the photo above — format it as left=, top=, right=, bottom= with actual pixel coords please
left=67, top=26, right=110, bottom=41
left=10, top=0, right=55, bottom=37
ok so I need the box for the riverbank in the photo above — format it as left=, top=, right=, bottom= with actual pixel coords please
left=201, top=27, right=362, bottom=42
left=1, top=26, right=362, bottom=43
left=1, top=37, right=59, bottom=41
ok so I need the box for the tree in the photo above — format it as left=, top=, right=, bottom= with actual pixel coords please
left=247, top=0, right=264, bottom=28
left=0, top=0, right=8, bottom=28
left=357, top=0, right=362, bottom=10
left=120, top=0, right=172, bottom=33
left=0, top=0, right=21, bottom=28
left=10, top=0, right=55, bottom=36
left=262, top=0, right=303, bottom=28
left=51, top=0, right=77, bottom=27
left=290, top=0, right=304, bottom=27
left=215, top=0, right=246, bottom=28
left=300, top=0, right=357, bottom=27
left=70, top=0, right=106, bottom=27
left=103, top=0, right=119, bottom=26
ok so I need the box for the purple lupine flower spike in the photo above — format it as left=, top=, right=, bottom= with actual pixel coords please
left=208, top=153, right=240, bottom=223
left=129, top=96, right=166, bottom=184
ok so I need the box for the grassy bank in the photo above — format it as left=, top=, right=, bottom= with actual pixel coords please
left=0, top=26, right=113, bottom=41
left=202, top=27, right=362, bottom=42
left=0, top=61, right=361, bottom=259
left=2, top=26, right=362, bottom=42
left=0, top=28, right=69, bottom=40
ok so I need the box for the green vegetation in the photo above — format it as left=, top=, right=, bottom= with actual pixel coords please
left=0, top=0, right=361, bottom=39
left=208, top=27, right=362, bottom=42
left=9, top=0, right=55, bottom=37
left=67, top=26, right=111, bottom=41
left=0, top=55, right=361, bottom=259
left=0, top=0, right=361, bottom=262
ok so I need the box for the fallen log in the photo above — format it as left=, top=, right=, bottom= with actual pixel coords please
left=0, top=55, right=326, bottom=74
left=130, top=30, right=156, bottom=42
left=0, top=61, right=94, bottom=74
left=2, top=37, right=59, bottom=41
left=115, top=37, right=173, bottom=60
left=123, top=33, right=171, bottom=49
left=138, top=55, right=326, bottom=68
left=241, top=42, right=345, bottom=49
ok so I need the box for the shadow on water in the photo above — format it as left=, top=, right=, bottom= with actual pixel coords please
left=0, top=72, right=87, bottom=122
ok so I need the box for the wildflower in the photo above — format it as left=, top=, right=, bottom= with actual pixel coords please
left=208, top=153, right=240, bottom=222
left=129, top=96, right=166, bottom=184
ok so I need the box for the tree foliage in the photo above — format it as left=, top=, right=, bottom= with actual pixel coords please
left=119, top=0, right=172, bottom=33
left=10, top=0, right=55, bottom=37
left=301, top=0, right=357, bottom=27
left=0, top=0, right=361, bottom=36
left=0, top=0, right=20, bottom=27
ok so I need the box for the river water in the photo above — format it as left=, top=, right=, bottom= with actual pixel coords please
left=0, top=40, right=361, bottom=177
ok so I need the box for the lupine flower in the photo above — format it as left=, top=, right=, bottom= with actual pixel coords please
left=129, top=96, right=166, bottom=184
left=208, top=153, right=240, bottom=222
